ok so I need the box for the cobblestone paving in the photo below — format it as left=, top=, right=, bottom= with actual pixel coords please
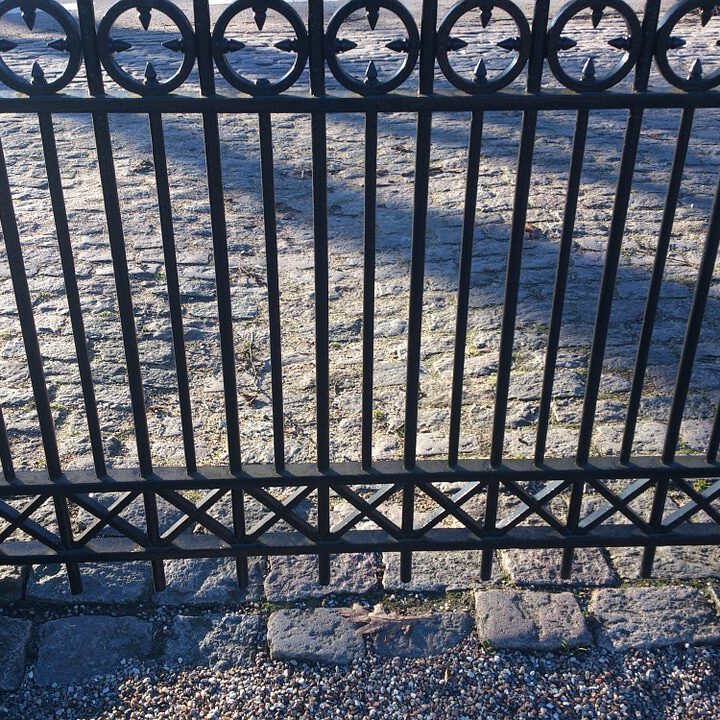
left=0, top=8, right=718, bottom=473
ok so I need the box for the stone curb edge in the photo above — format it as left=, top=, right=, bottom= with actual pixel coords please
left=0, top=582, right=719, bottom=691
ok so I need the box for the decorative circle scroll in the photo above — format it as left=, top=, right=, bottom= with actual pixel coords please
left=546, top=0, right=642, bottom=92
left=212, top=0, right=308, bottom=96
left=325, top=0, right=420, bottom=95
left=655, top=0, right=720, bottom=91
left=436, top=0, right=531, bottom=94
left=0, top=0, right=82, bottom=95
left=97, top=0, right=196, bottom=95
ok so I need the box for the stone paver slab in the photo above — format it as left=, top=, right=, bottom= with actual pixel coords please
left=153, top=556, right=265, bottom=605
left=475, top=589, right=592, bottom=651
left=0, top=618, right=32, bottom=691
left=264, top=553, right=378, bottom=602
left=500, top=547, right=618, bottom=587
left=382, top=550, right=500, bottom=592
left=162, top=613, right=265, bottom=669
left=0, top=566, right=25, bottom=603
left=590, top=586, right=720, bottom=651
left=27, top=563, right=154, bottom=604
left=35, top=616, right=153, bottom=686
left=607, top=545, right=720, bottom=581
left=267, top=608, right=364, bottom=665
left=372, top=612, right=473, bottom=659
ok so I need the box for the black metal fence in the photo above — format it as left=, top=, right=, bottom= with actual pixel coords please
left=0, top=0, right=718, bottom=594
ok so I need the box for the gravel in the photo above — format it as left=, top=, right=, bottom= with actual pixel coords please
left=1, top=640, right=719, bottom=719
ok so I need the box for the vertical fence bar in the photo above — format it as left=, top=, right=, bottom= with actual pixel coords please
left=90, top=112, right=154, bottom=475
left=192, top=1, right=241, bottom=471
left=480, top=475, right=498, bottom=580
left=620, top=109, right=694, bottom=463
left=258, top=112, right=285, bottom=472
left=448, top=109, right=484, bottom=467
left=662, top=197, right=720, bottom=464
left=534, top=108, right=589, bottom=466
left=231, top=489, right=247, bottom=587
left=148, top=112, right=197, bottom=474
left=0, top=146, right=61, bottom=477
left=575, top=0, right=659, bottom=465
left=488, top=113, right=537, bottom=463
left=640, top=169, right=720, bottom=576
left=620, top=110, right=694, bottom=462
left=0, top=406, right=13, bottom=479
left=708, top=401, right=720, bottom=464
left=401, top=108, right=431, bottom=582
left=93, top=116, right=165, bottom=584
left=570, top=0, right=661, bottom=578
left=76, top=1, right=153, bottom=467
left=192, top=0, right=248, bottom=586
left=38, top=112, right=106, bottom=479
left=77, top=0, right=165, bottom=588
left=489, top=0, right=548, bottom=466
left=403, top=111, right=432, bottom=467
left=482, top=0, right=549, bottom=580
left=361, top=110, right=378, bottom=470
left=310, top=77, right=329, bottom=471
left=404, top=0, right=437, bottom=465
left=0, top=136, right=81, bottom=593
left=308, top=0, right=331, bottom=584
left=540, top=108, right=590, bottom=579
left=418, top=0, right=438, bottom=95
left=400, top=0, right=438, bottom=583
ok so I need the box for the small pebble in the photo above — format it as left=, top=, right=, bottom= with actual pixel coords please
left=0, top=639, right=718, bottom=718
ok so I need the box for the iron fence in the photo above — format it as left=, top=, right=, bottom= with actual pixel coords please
left=0, top=0, right=718, bottom=594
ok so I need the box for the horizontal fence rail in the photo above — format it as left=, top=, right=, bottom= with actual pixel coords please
left=0, top=0, right=718, bottom=593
